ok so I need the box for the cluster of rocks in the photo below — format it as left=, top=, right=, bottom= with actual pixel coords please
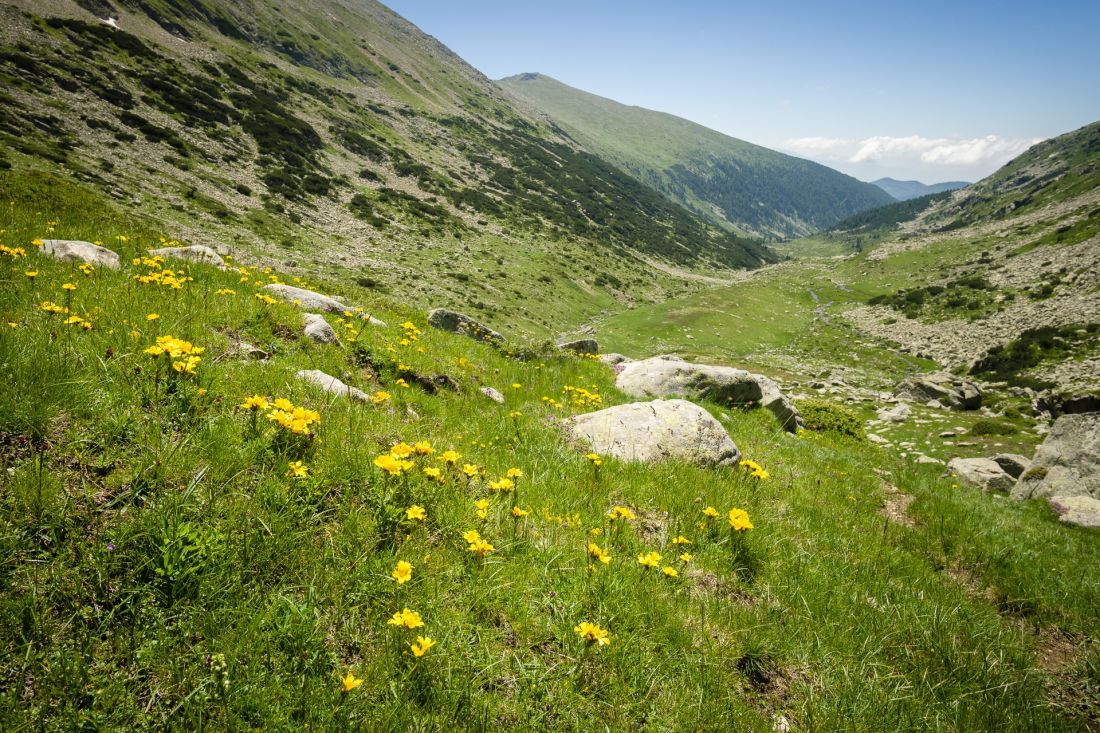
left=947, top=412, right=1100, bottom=528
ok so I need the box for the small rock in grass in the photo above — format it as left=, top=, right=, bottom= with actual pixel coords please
left=147, top=244, right=225, bottom=268
left=480, top=386, right=505, bottom=404
left=303, top=313, right=339, bottom=344
left=947, top=457, right=1015, bottom=493
left=40, top=239, right=120, bottom=269
left=296, top=369, right=368, bottom=402
left=1047, top=495, right=1100, bottom=528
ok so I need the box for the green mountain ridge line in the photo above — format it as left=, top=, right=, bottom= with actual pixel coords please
left=497, top=72, right=894, bottom=238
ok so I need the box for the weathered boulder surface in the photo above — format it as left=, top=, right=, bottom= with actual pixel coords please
left=895, top=372, right=982, bottom=410
left=991, top=453, right=1031, bottom=479
left=557, top=338, right=599, bottom=355
left=427, top=308, right=503, bottom=344
left=264, top=284, right=386, bottom=326
left=1012, top=413, right=1100, bottom=501
left=480, top=386, right=505, bottom=404
left=614, top=356, right=803, bottom=432
left=1048, top=495, right=1100, bottom=528
left=303, top=313, right=338, bottom=344
left=147, top=244, right=224, bottom=268
left=948, top=457, right=1016, bottom=493
left=877, top=403, right=911, bottom=422
left=296, top=370, right=368, bottom=402
left=563, top=399, right=740, bottom=466
left=599, top=353, right=633, bottom=366
left=40, top=239, right=120, bottom=269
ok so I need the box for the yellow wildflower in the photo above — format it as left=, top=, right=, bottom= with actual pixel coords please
left=662, top=566, right=679, bottom=578
left=461, top=464, right=479, bottom=479
left=475, top=499, right=490, bottom=519
left=391, top=560, right=413, bottom=585
left=387, top=608, right=424, bottom=629
left=703, top=506, right=720, bottom=518
left=506, top=467, right=523, bottom=479
left=588, top=542, right=611, bottom=564
left=511, top=506, right=529, bottom=518
left=488, top=478, right=514, bottom=492
left=671, top=535, right=692, bottom=545
left=61, top=282, right=76, bottom=291
left=286, top=461, right=308, bottom=478
left=680, top=552, right=693, bottom=562
left=406, top=505, right=427, bottom=521
left=574, top=622, right=610, bottom=647
left=341, top=673, right=363, bottom=693
left=272, top=398, right=294, bottom=411
left=728, top=508, right=754, bottom=532
left=146, top=313, right=159, bottom=321
left=637, top=551, right=662, bottom=569
left=439, top=450, right=461, bottom=465
left=371, top=391, right=391, bottom=405
left=412, top=441, right=434, bottom=456
left=410, top=636, right=435, bottom=657
left=608, top=506, right=635, bottom=521
left=241, top=395, right=269, bottom=411
left=390, top=442, right=413, bottom=459
left=422, top=466, right=443, bottom=482
left=586, top=453, right=603, bottom=467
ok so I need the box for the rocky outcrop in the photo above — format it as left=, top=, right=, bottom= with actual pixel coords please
left=147, top=245, right=225, bottom=268
left=877, top=403, right=911, bottom=422
left=263, top=284, right=386, bottom=326
left=296, top=370, right=368, bottom=402
left=303, top=313, right=338, bottom=344
left=1047, top=495, right=1100, bottom=528
left=557, top=338, right=599, bottom=355
left=947, top=457, right=1016, bottom=493
left=427, top=308, right=503, bottom=344
left=614, top=356, right=803, bottom=431
left=40, top=239, right=120, bottom=269
left=599, top=353, right=633, bottom=366
left=562, top=399, right=740, bottom=467
left=1012, top=413, right=1100, bottom=501
left=894, top=372, right=982, bottom=410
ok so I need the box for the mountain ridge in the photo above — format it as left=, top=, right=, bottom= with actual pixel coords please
left=871, top=177, right=969, bottom=201
left=497, top=72, right=894, bottom=238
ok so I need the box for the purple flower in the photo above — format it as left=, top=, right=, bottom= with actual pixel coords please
left=106, top=542, right=116, bottom=552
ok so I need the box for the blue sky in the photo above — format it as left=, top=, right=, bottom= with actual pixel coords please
left=384, top=0, right=1100, bottom=183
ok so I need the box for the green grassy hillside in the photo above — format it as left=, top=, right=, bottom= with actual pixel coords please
left=0, top=0, right=774, bottom=343
left=1, top=160, right=1098, bottom=732
left=497, top=73, right=894, bottom=238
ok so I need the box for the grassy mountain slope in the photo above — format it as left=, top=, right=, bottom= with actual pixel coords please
left=872, top=177, right=969, bottom=201
left=0, top=0, right=774, bottom=341
left=497, top=73, right=894, bottom=239
left=1, top=170, right=1097, bottom=732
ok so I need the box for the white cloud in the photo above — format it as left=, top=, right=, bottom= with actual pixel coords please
left=849, top=134, right=1039, bottom=166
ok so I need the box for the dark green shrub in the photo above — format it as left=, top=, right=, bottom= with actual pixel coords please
left=796, top=399, right=865, bottom=440
left=969, top=419, right=1018, bottom=436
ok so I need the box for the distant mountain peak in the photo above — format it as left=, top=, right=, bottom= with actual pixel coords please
left=871, top=178, right=969, bottom=201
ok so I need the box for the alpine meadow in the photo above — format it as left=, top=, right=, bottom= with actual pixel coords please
left=0, top=1, right=1097, bottom=731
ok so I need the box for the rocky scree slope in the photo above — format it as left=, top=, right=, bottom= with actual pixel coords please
left=841, top=121, right=1100, bottom=393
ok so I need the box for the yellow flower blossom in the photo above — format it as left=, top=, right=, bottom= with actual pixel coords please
left=586, top=453, right=603, bottom=467
left=390, top=442, right=413, bottom=459
left=662, top=566, right=679, bottom=578
left=410, top=636, right=435, bottom=657
left=406, top=505, right=427, bottom=521
left=422, top=466, right=443, bottom=482
left=574, top=622, right=610, bottom=647
left=461, top=464, right=479, bottom=478
left=588, top=542, right=611, bottom=564
left=412, top=441, right=434, bottom=456
left=272, top=398, right=294, bottom=411
left=387, top=608, right=424, bottom=629
left=391, top=560, right=413, bottom=584
left=511, top=506, right=529, bottom=518
left=287, top=461, right=308, bottom=478
left=61, top=282, right=77, bottom=291
left=374, top=454, right=413, bottom=476
left=637, top=551, right=662, bottom=569
left=475, top=499, right=490, bottom=519
left=608, top=506, right=635, bottom=521
left=439, top=450, right=461, bottom=465
left=728, top=508, right=754, bottom=532
left=488, top=478, right=514, bottom=492
left=241, top=395, right=269, bottom=411
left=341, top=673, right=363, bottom=693
left=703, top=506, right=720, bottom=518
left=680, top=552, right=693, bottom=562
left=146, top=313, right=159, bottom=321
left=371, top=391, right=391, bottom=405
left=506, top=467, right=523, bottom=479
left=672, top=535, right=692, bottom=545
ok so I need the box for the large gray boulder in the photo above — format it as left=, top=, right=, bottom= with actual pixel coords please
left=263, top=284, right=386, bottom=326
left=614, top=356, right=803, bottom=432
left=147, top=244, right=224, bottom=268
left=1047, top=495, right=1100, bottom=528
left=1012, top=413, right=1100, bottom=501
left=40, top=239, right=120, bottom=269
left=302, top=313, right=339, bottom=344
left=296, top=370, right=368, bottom=402
left=894, top=372, right=981, bottom=410
left=427, top=308, right=503, bottom=344
left=563, top=399, right=740, bottom=467
left=947, top=457, right=1016, bottom=493
left=557, top=338, right=599, bottom=355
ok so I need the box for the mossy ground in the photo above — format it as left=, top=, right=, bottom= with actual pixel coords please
left=1, top=166, right=1098, bottom=733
